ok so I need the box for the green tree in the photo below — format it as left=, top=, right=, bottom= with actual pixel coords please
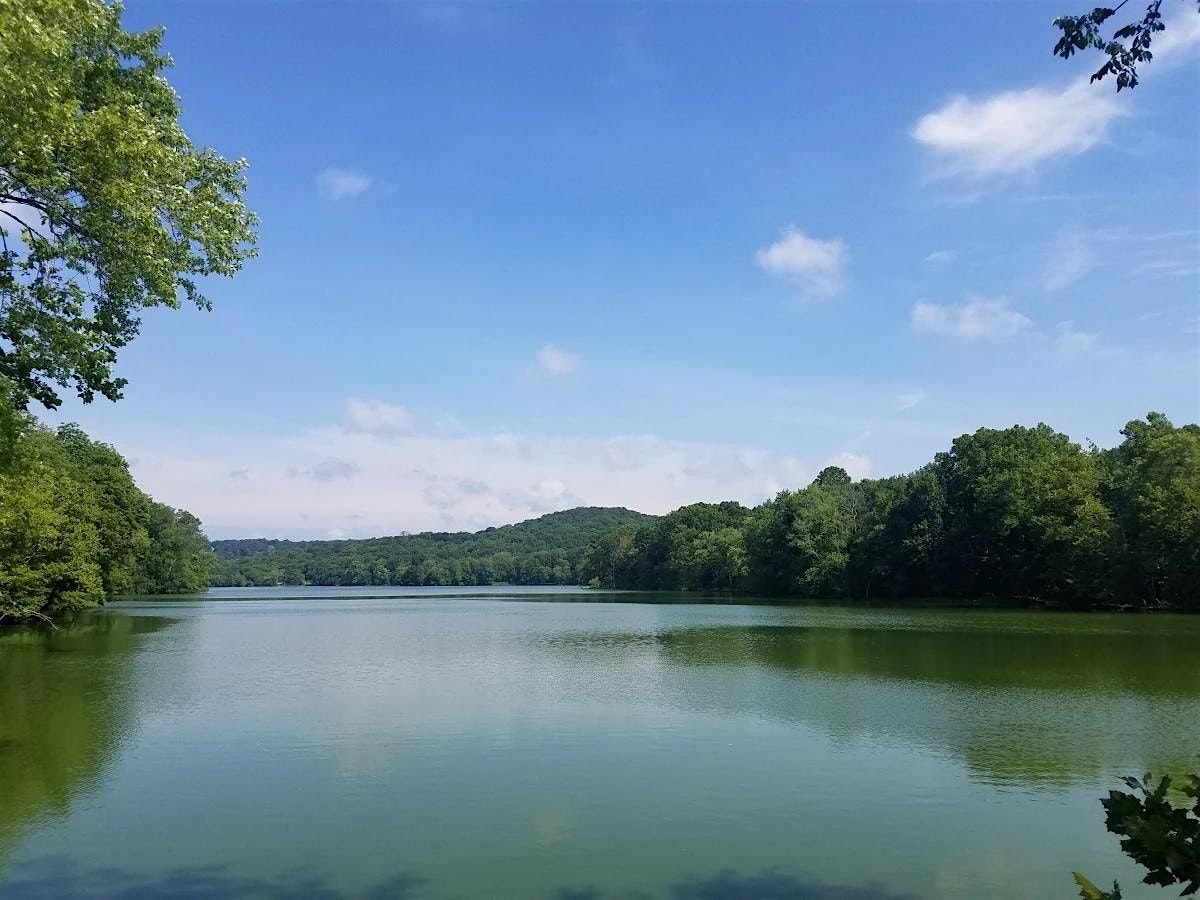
left=696, top=526, right=748, bottom=590
left=0, top=417, right=103, bottom=622
left=1104, top=414, right=1200, bottom=609
left=935, top=424, right=1114, bottom=604
left=582, top=524, right=639, bottom=588
left=1074, top=766, right=1200, bottom=898
left=846, top=470, right=946, bottom=601
left=132, top=503, right=212, bottom=594
left=746, top=485, right=855, bottom=598
left=0, top=0, right=257, bottom=410
left=54, top=423, right=150, bottom=595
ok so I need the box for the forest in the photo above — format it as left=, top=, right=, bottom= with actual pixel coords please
left=210, top=507, right=652, bottom=588
left=0, top=401, right=212, bottom=624
left=5, top=410, right=1196, bottom=624
left=581, top=413, right=1199, bottom=611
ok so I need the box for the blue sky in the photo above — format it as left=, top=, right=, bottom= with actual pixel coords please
left=50, top=0, right=1200, bottom=538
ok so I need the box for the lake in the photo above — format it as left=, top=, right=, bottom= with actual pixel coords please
left=1, top=587, right=1198, bottom=899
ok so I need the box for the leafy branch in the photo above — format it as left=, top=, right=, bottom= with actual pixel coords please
left=1074, top=765, right=1200, bottom=898
left=1052, top=0, right=1200, bottom=90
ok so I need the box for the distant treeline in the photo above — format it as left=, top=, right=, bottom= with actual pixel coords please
left=581, top=413, right=1199, bottom=610
left=0, top=406, right=213, bottom=624
left=209, top=507, right=653, bottom=587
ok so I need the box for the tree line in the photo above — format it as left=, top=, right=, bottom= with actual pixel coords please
left=582, top=413, right=1199, bottom=610
left=209, top=507, right=652, bottom=588
left=0, top=402, right=212, bottom=624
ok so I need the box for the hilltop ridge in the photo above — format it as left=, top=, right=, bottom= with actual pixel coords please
left=209, top=506, right=652, bottom=587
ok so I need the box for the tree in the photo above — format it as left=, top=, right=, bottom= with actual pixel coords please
left=696, top=526, right=748, bottom=590
left=0, top=406, right=215, bottom=621
left=745, top=486, right=855, bottom=598
left=1052, top=0, right=1200, bottom=90
left=54, top=423, right=150, bottom=595
left=1103, top=414, right=1200, bottom=609
left=132, top=503, right=212, bottom=594
left=0, top=0, right=257, bottom=410
left=812, top=465, right=852, bottom=488
left=1074, top=766, right=1200, bottom=899
left=579, top=413, right=1194, bottom=609
left=934, top=424, right=1114, bottom=604
left=0, top=422, right=103, bottom=622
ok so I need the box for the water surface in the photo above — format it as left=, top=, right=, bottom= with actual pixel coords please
left=2, top=587, right=1198, bottom=899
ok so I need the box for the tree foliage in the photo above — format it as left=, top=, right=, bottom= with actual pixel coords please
left=1074, top=765, right=1200, bottom=899
left=0, top=0, right=257, bottom=410
left=1053, top=0, right=1200, bottom=90
left=210, top=507, right=653, bottom=588
left=584, top=414, right=1199, bottom=610
left=0, top=407, right=212, bottom=623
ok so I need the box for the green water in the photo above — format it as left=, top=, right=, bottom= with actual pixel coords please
left=1, top=587, right=1198, bottom=899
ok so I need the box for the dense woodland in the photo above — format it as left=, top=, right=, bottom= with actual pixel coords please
left=210, top=507, right=652, bottom=587
left=4, top=411, right=1196, bottom=623
left=0, top=403, right=212, bottom=623
left=582, top=413, right=1200, bottom=611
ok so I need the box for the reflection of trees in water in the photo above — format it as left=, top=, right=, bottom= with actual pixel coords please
left=587, top=622, right=1200, bottom=787
left=3, top=859, right=912, bottom=900
left=0, top=614, right=176, bottom=863
left=656, top=624, right=1200, bottom=697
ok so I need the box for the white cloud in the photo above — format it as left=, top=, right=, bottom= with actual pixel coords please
left=316, top=167, right=372, bottom=201
left=895, top=390, right=926, bottom=412
left=111, top=406, right=891, bottom=539
left=924, top=250, right=956, bottom=265
left=343, top=399, right=413, bottom=436
left=912, top=77, right=1123, bottom=177
left=1055, top=321, right=1100, bottom=360
left=911, top=296, right=1032, bottom=340
left=756, top=227, right=848, bottom=298
left=293, top=457, right=360, bottom=482
left=533, top=344, right=580, bottom=377
left=822, top=451, right=873, bottom=480
left=1042, top=229, right=1100, bottom=291
left=1153, top=7, right=1200, bottom=63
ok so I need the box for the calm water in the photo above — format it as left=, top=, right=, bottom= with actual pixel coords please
left=1, top=588, right=1198, bottom=900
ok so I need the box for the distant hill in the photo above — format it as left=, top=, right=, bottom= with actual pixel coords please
left=209, top=506, right=654, bottom=587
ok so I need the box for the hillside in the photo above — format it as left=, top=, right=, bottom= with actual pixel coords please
left=209, top=507, right=653, bottom=587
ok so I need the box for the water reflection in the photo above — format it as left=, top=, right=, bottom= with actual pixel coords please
left=0, top=614, right=177, bottom=862
left=654, top=622, right=1200, bottom=696
left=1, top=598, right=1196, bottom=900
left=543, top=615, right=1200, bottom=786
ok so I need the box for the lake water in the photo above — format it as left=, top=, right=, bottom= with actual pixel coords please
left=2, top=587, right=1198, bottom=899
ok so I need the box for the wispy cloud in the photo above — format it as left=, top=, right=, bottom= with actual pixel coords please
left=118, top=405, right=868, bottom=538
left=1041, top=229, right=1101, bottom=291
left=532, top=344, right=580, bottom=377
left=912, top=77, right=1123, bottom=177
left=292, top=457, right=360, bottom=482
left=1132, top=229, right=1200, bottom=281
left=924, top=250, right=956, bottom=265
left=343, top=399, right=413, bottom=436
left=316, top=167, right=372, bottom=201
left=911, top=296, right=1032, bottom=340
left=1054, top=321, right=1100, bottom=360
left=756, top=227, right=848, bottom=298
left=1153, top=7, right=1200, bottom=64
left=895, top=390, right=926, bottom=412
